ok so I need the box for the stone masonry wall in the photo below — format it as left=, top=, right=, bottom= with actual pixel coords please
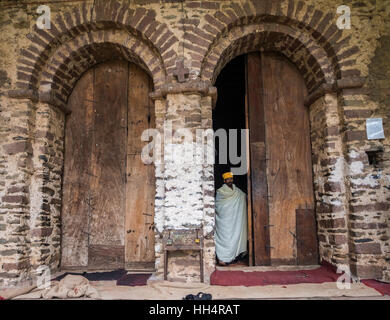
left=0, top=0, right=389, bottom=287
left=0, top=96, right=35, bottom=287
left=0, top=96, right=64, bottom=287
left=28, top=102, right=64, bottom=277
left=310, top=93, right=351, bottom=267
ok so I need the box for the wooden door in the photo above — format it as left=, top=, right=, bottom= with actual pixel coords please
left=246, top=52, right=318, bottom=266
left=61, top=61, right=155, bottom=270
left=125, top=64, right=156, bottom=270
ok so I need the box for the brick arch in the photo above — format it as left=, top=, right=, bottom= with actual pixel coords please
left=185, top=0, right=360, bottom=93
left=202, top=23, right=335, bottom=93
left=15, top=0, right=179, bottom=105
left=38, top=29, right=165, bottom=110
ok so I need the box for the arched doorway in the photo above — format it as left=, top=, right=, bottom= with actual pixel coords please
left=61, top=60, right=156, bottom=271
left=213, top=52, right=319, bottom=266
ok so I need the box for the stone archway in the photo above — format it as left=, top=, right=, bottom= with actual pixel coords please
left=4, top=1, right=175, bottom=286
left=208, top=58, right=352, bottom=270
left=191, top=2, right=366, bottom=274
left=13, top=0, right=178, bottom=99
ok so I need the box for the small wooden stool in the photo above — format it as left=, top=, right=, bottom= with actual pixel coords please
left=163, top=228, right=204, bottom=283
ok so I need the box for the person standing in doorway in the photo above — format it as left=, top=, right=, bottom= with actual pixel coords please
left=215, top=172, right=248, bottom=266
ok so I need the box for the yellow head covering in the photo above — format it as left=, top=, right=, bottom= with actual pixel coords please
left=222, top=172, right=233, bottom=180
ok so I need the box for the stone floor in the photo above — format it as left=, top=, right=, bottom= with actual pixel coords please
left=2, top=265, right=389, bottom=300
left=6, top=278, right=388, bottom=300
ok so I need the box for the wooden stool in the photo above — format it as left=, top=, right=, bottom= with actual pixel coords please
left=163, top=228, right=204, bottom=283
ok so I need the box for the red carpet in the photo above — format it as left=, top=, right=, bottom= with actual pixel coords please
left=362, top=280, right=390, bottom=296
left=210, top=265, right=340, bottom=286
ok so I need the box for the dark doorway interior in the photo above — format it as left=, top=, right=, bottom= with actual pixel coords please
left=213, top=55, right=249, bottom=267
left=213, top=54, right=247, bottom=193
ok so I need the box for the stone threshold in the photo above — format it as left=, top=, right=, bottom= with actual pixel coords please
left=215, top=265, right=321, bottom=272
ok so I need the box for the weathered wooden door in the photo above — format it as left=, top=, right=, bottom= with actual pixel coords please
left=246, top=52, right=318, bottom=266
left=61, top=60, right=155, bottom=270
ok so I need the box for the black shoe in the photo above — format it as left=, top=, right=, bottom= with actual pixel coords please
left=196, top=292, right=212, bottom=300
left=183, top=292, right=212, bottom=300
left=183, top=294, right=196, bottom=300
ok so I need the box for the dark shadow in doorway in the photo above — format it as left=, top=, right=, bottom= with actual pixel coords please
left=213, top=54, right=247, bottom=193
left=213, top=54, right=249, bottom=267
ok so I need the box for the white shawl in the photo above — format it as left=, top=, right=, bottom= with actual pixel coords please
left=215, top=184, right=248, bottom=263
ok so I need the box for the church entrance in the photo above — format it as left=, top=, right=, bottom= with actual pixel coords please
left=61, top=60, right=156, bottom=271
left=214, top=52, right=319, bottom=267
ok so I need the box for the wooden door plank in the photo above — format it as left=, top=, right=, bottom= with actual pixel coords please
left=125, top=63, right=155, bottom=265
left=296, top=208, right=319, bottom=265
left=125, top=154, right=152, bottom=263
left=247, top=52, right=271, bottom=266
left=88, top=61, right=128, bottom=267
left=127, top=63, right=151, bottom=155
left=244, top=58, right=253, bottom=266
left=261, top=52, right=315, bottom=265
left=88, top=245, right=125, bottom=270
left=61, top=68, right=94, bottom=268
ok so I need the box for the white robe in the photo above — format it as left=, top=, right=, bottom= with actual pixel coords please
left=215, top=184, right=248, bottom=263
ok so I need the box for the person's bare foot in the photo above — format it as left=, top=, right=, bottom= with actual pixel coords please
left=217, top=261, right=228, bottom=266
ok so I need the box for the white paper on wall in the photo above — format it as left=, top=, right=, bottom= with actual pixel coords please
left=366, top=118, right=385, bottom=140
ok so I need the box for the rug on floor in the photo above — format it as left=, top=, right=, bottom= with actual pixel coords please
left=361, top=280, right=390, bottom=296
left=210, top=265, right=340, bottom=286
left=55, top=269, right=128, bottom=282
left=116, top=273, right=152, bottom=286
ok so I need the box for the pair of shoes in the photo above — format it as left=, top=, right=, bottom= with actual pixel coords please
left=183, top=292, right=212, bottom=300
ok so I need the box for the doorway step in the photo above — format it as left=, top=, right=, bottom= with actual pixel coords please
left=215, top=265, right=320, bottom=272
left=211, top=264, right=339, bottom=286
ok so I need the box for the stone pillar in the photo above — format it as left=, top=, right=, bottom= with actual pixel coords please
left=0, top=96, right=65, bottom=288
left=152, top=98, right=167, bottom=280
left=150, top=82, right=216, bottom=283
left=309, top=93, right=351, bottom=269
left=163, top=92, right=209, bottom=282
left=29, top=102, right=65, bottom=274
left=338, top=87, right=389, bottom=280
left=200, top=95, right=216, bottom=282
left=0, top=96, right=35, bottom=288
